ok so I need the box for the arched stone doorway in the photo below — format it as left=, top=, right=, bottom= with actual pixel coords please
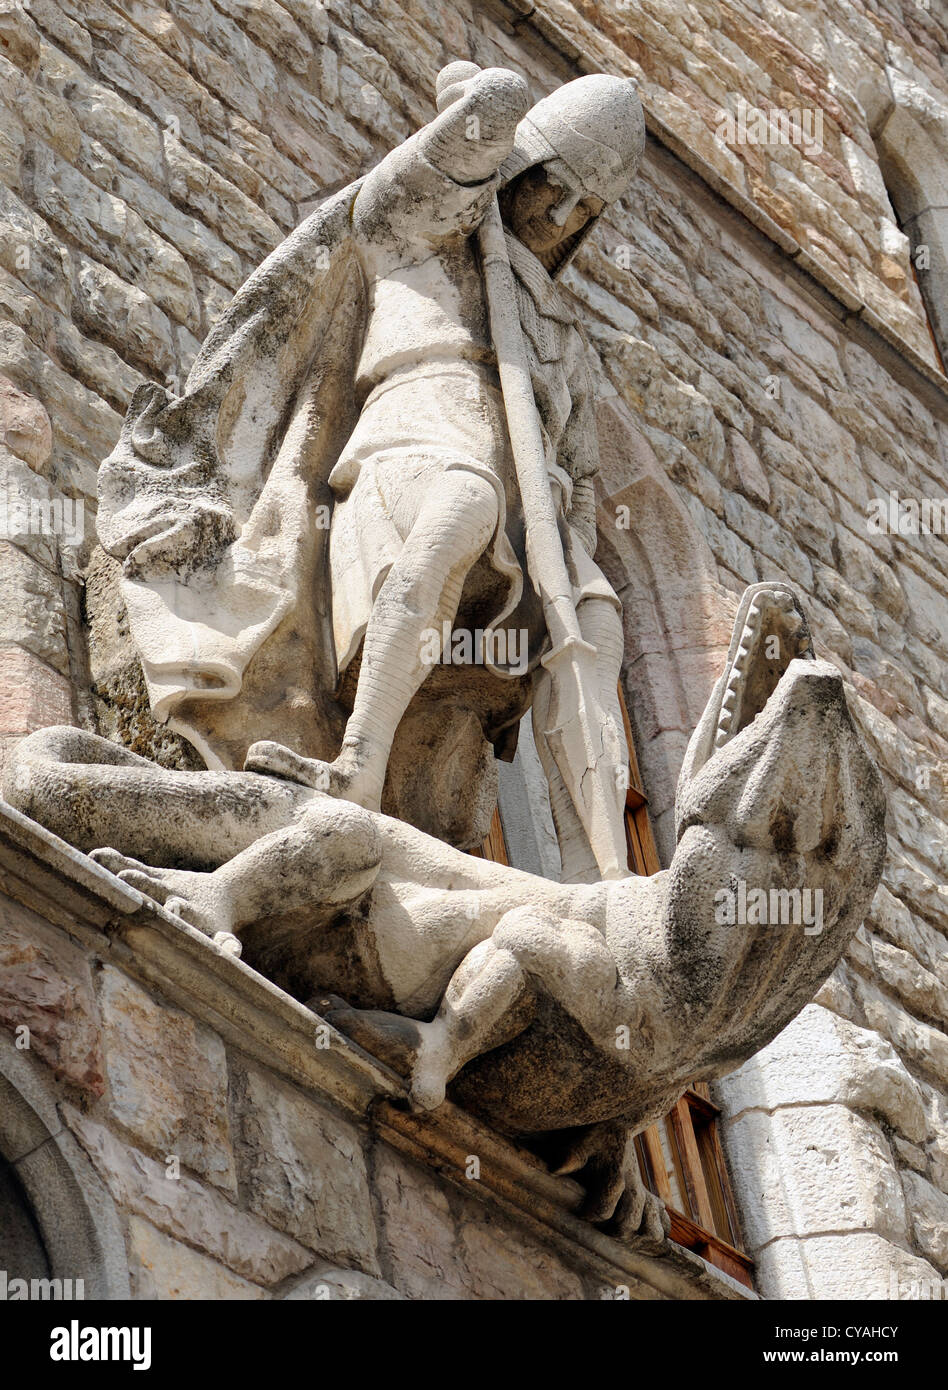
left=0, top=1041, right=129, bottom=1298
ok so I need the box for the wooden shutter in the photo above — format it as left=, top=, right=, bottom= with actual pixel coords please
left=470, top=804, right=508, bottom=864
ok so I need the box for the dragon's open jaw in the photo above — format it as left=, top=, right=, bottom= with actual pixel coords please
left=677, top=583, right=816, bottom=799
left=712, top=583, right=815, bottom=751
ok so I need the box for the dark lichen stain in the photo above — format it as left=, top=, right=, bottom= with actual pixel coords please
left=769, top=805, right=796, bottom=853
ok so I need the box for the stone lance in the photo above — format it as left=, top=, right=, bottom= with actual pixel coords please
left=435, top=62, right=630, bottom=881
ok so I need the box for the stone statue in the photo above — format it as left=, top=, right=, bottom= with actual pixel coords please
left=2, top=62, right=887, bottom=1243
left=3, top=583, right=887, bottom=1238
left=91, top=62, right=647, bottom=881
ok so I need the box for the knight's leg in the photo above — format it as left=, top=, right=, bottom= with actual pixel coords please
left=2, top=726, right=312, bottom=868
left=532, top=596, right=628, bottom=884
left=248, top=471, right=499, bottom=812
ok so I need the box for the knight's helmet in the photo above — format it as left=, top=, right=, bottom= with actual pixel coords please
left=437, top=64, right=645, bottom=277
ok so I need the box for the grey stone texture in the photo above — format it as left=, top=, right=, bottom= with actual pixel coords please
left=0, top=0, right=946, bottom=1298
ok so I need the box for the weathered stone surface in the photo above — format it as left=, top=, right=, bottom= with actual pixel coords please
left=374, top=1146, right=584, bottom=1300
left=373, top=1145, right=468, bottom=1300
left=39, top=44, right=164, bottom=182
left=127, top=1216, right=267, bottom=1300
left=866, top=936, right=948, bottom=1034
left=284, top=1265, right=405, bottom=1301
left=456, top=1214, right=586, bottom=1300
left=901, top=1173, right=948, bottom=1273
left=755, top=1232, right=944, bottom=1301
left=0, top=641, right=72, bottom=734
left=0, top=543, right=69, bottom=677
left=726, top=428, right=769, bottom=507
left=722, top=1104, right=909, bottom=1248
left=64, top=1107, right=313, bottom=1287
left=718, top=1005, right=929, bottom=1144
left=235, top=1066, right=379, bottom=1272
left=892, top=1136, right=929, bottom=1175
left=0, top=374, right=51, bottom=468
left=98, top=965, right=236, bottom=1195
left=26, top=143, right=200, bottom=331
left=0, top=1, right=40, bottom=77
left=71, top=255, right=175, bottom=378
left=0, top=906, right=103, bottom=1094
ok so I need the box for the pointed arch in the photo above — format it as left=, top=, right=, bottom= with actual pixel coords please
left=869, top=70, right=948, bottom=368
left=593, top=396, right=736, bottom=861
left=0, top=1041, right=130, bottom=1297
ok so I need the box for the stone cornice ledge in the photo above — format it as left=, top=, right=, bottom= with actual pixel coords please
left=0, top=800, right=753, bottom=1302
left=492, top=0, right=948, bottom=402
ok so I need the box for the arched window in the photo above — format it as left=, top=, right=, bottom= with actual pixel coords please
left=870, top=76, right=948, bottom=370
left=0, top=1050, right=130, bottom=1298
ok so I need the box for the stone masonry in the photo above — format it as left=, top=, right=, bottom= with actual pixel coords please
left=0, top=0, right=946, bottom=1299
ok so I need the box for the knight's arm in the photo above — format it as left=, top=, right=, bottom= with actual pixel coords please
left=352, top=67, right=529, bottom=249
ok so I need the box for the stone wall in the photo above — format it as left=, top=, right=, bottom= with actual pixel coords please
left=0, top=0, right=946, bottom=1299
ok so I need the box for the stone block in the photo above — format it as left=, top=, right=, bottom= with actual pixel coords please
left=235, top=1065, right=379, bottom=1272
left=722, top=1103, right=908, bottom=1248
left=727, top=428, right=769, bottom=507
left=374, top=1146, right=584, bottom=1300
left=0, top=1, right=40, bottom=77
left=39, top=43, right=164, bottom=182
left=373, top=1144, right=469, bottom=1299
left=64, top=1107, right=312, bottom=1287
left=0, top=546, right=70, bottom=677
left=0, top=374, right=52, bottom=469
left=71, top=255, right=175, bottom=377
left=717, top=1004, right=929, bottom=1143
left=0, top=630, right=72, bottom=738
left=901, top=1172, right=948, bottom=1273
left=756, top=1232, right=944, bottom=1300
left=457, top=1216, right=586, bottom=1300
left=127, top=1216, right=267, bottom=1299
left=98, top=965, right=236, bottom=1195
left=0, top=902, right=104, bottom=1094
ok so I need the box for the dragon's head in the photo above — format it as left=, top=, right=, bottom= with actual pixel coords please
left=665, top=582, right=886, bottom=1075
left=676, top=582, right=884, bottom=862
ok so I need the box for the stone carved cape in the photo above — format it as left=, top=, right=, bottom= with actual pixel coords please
left=97, top=183, right=368, bottom=767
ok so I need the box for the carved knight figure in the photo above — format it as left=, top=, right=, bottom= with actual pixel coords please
left=92, top=63, right=646, bottom=880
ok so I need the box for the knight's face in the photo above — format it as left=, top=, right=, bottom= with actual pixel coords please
left=500, top=164, right=604, bottom=263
